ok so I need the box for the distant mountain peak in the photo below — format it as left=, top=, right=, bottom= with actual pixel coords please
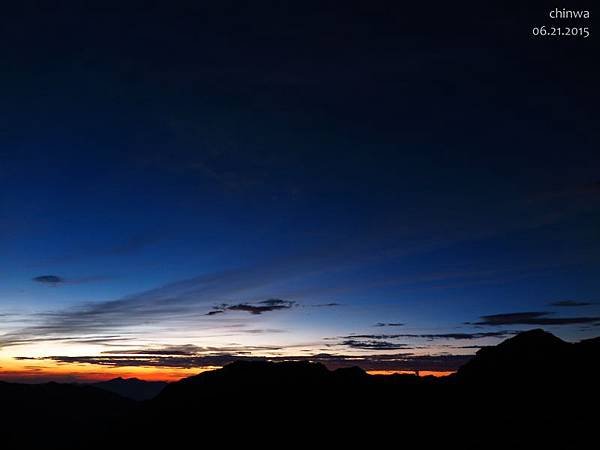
left=496, top=328, right=566, bottom=348
left=93, top=377, right=167, bottom=401
left=457, top=329, right=596, bottom=384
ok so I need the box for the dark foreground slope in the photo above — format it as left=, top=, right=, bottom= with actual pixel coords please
left=0, top=381, right=135, bottom=447
left=1, top=330, right=598, bottom=448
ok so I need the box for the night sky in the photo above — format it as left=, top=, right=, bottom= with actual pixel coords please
left=1, top=1, right=599, bottom=381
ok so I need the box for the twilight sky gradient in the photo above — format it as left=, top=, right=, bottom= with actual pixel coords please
left=1, top=1, right=599, bottom=381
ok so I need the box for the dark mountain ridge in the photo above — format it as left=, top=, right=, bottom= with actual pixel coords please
left=0, top=380, right=135, bottom=447
left=154, top=328, right=598, bottom=401
left=92, top=376, right=167, bottom=401
left=1, top=329, right=598, bottom=447
left=141, top=329, right=598, bottom=443
left=455, top=328, right=599, bottom=385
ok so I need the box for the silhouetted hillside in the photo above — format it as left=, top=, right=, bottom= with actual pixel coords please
left=157, top=359, right=361, bottom=401
left=92, top=377, right=167, bottom=401
left=0, top=381, right=135, bottom=447
left=2, top=329, right=598, bottom=448
left=136, top=329, right=598, bottom=445
left=455, top=328, right=599, bottom=386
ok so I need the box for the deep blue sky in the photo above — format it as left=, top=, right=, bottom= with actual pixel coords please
left=0, top=1, right=598, bottom=380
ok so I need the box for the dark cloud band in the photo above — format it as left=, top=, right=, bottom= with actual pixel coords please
left=474, top=312, right=600, bottom=326
left=206, top=299, right=296, bottom=316
left=16, top=352, right=471, bottom=372
left=32, top=275, right=64, bottom=284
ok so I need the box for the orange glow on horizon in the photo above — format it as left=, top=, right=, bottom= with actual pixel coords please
left=367, top=370, right=455, bottom=377
left=0, top=356, right=213, bottom=382
left=1, top=357, right=455, bottom=382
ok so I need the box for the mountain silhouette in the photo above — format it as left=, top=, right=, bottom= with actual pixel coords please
left=92, top=377, right=167, bottom=401
left=1, top=329, right=597, bottom=448
left=455, top=328, right=599, bottom=386
left=0, top=381, right=134, bottom=447
left=133, top=329, right=599, bottom=446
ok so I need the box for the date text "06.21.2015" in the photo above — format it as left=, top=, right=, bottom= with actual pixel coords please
left=531, top=26, right=590, bottom=38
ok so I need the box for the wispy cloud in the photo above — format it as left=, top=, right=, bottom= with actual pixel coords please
left=32, top=275, right=64, bottom=284
left=341, top=339, right=409, bottom=350
left=549, top=300, right=595, bottom=307
left=321, top=331, right=517, bottom=353
left=31, top=274, right=114, bottom=286
left=1, top=242, right=391, bottom=348
left=1, top=263, right=301, bottom=347
left=473, top=312, right=600, bottom=326
left=101, top=343, right=284, bottom=356
left=5, top=217, right=595, bottom=352
left=0, top=334, right=136, bottom=348
left=340, top=331, right=517, bottom=340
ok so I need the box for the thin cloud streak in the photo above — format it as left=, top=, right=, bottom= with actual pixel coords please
left=3, top=237, right=475, bottom=348
left=549, top=300, right=595, bottom=307
left=339, top=331, right=518, bottom=340
left=32, top=275, right=64, bottom=284
left=4, top=227, right=597, bottom=351
left=473, top=312, right=600, bottom=326
left=16, top=352, right=473, bottom=372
